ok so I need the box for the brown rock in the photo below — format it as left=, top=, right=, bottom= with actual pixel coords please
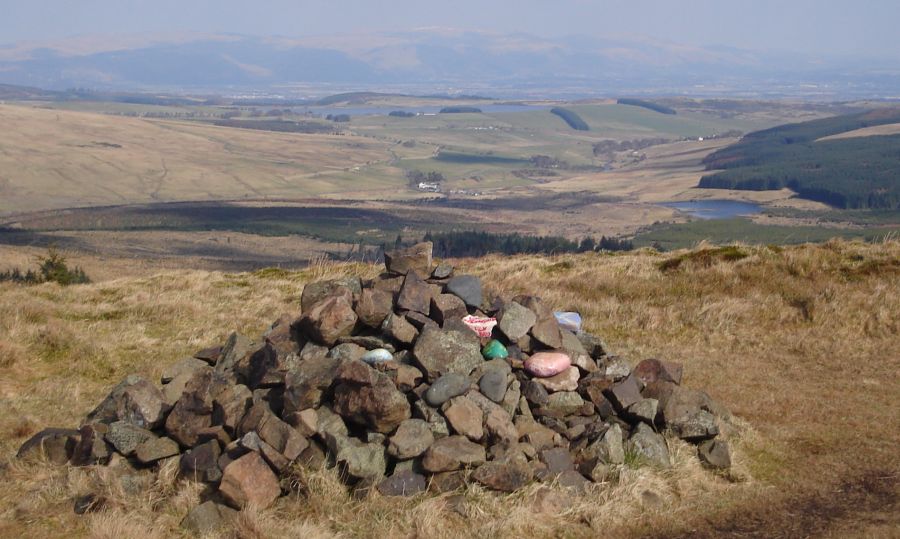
left=422, top=435, right=486, bottom=472
left=472, top=461, right=532, bottom=492
left=412, top=327, right=484, bottom=382
left=300, top=277, right=361, bottom=313
left=395, top=364, right=424, bottom=392
left=300, top=290, right=358, bottom=346
left=382, top=313, right=419, bottom=345
left=430, top=294, right=468, bottom=326
left=397, top=270, right=433, bottom=315
left=282, top=354, right=343, bottom=413
left=219, top=452, right=281, bottom=509
left=443, top=396, right=484, bottom=441
left=535, top=365, right=580, bottom=392
left=179, top=440, right=222, bottom=483
left=484, top=407, right=518, bottom=445
left=355, top=287, right=394, bottom=328
left=135, top=436, right=180, bottom=464
left=604, top=374, right=643, bottom=411
left=633, top=358, right=683, bottom=386
left=212, top=384, right=252, bottom=436
left=332, top=363, right=411, bottom=433
left=70, top=424, right=111, bottom=466
left=388, top=419, right=435, bottom=459
left=84, top=375, right=169, bottom=430
left=384, top=241, right=433, bottom=276
left=239, top=403, right=309, bottom=460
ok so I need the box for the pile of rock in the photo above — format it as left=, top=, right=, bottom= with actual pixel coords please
left=17, top=242, right=732, bottom=532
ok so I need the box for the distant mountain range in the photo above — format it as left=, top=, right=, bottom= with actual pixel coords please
left=1, top=31, right=897, bottom=98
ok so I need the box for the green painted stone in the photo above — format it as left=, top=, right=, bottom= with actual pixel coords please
left=482, top=340, right=509, bottom=360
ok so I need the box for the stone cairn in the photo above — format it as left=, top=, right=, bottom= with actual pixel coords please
left=18, top=242, right=732, bottom=533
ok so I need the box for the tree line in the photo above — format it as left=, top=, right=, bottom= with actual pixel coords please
left=419, top=231, right=633, bottom=258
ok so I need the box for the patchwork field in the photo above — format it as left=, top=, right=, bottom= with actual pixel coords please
left=0, top=240, right=897, bottom=537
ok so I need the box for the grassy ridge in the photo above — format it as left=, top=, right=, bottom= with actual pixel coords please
left=700, top=110, right=900, bottom=209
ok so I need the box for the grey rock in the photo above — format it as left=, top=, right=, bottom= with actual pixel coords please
left=424, top=372, right=471, bottom=406
left=497, top=301, right=536, bottom=342
left=576, top=332, right=608, bottom=360
left=328, top=343, right=367, bottom=362
left=626, top=398, right=659, bottom=426
left=432, top=262, right=454, bottom=279
left=161, top=357, right=208, bottom=384
left=84, top=375, right=169, bottom=430
left=478, top=370, right=508, bottom=403
left=605, top=374, right=643, bottom=411
left=179, top=440, right=222, bottom=483
left=387, top=419, right=434, bottom=460
left=135, top=436, right=180, bottom=464
left=669, top=410, right=719, bottom=442
left=413, top=327, right=483, bottom=382
left=522, top=380, right=550, bottom=406
left=445, top=275, right=482, bottom=308
left=105, top=421, right=155, bottom=456
left=627, top=423, right=671, bottom=468
left=336, top=440, right=386, bottom=482
left=412, top=401, right=450, bottom=439
left=698, top=439, right=731, bottom=469
left=542, top=391, right=585, bottom=417
left=377, top=470, right=428, bottom=496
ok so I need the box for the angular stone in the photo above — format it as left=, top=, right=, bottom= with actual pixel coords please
left=432, top=262, right=454, bottom=279
left=162, top=372, right=191, bottom=407
left=282, top=355, right=342, bottom=413
left=478, top=370, right=508, bottom=403
left=263, top=313, right=302, bottom=357
left=197, top=426, right=231, bottom=447
left=472, top=461, right=532, bottom=492
left=601, top=356, right=632, bottom=381
left=215, top=332, right=256, bottom=375
left=412, top=401, right=450, bottom=439
left=557, top=469, right=591, bottom=494
left=300, top=290, right=358, bottom=346
left=355, top=287, right=394, bottom=328
left=484, top=407, right=518, bottom=445
left=633, top=358, right=683, bottom=386
left=535, top=366, right=580, bottom=392
left=193, top=346, right=222, bottom=365
left=211, top=383, right=252, bottom=436
left=522, top=380, right=550, bottom=406
left=384, top=241, right=433, bottom=276
left=586, top=423, right=625, bottom=465
left=219, top=452, right=281, bottom=509
left=576, top=332, right=607, bottom=360
left=443, top=396, right=484, bottom=441
left=300, top=277, right=362, bottom=313
left=497, top=301, right=536, bottom=343
left=161, top=357, right=208, bottom=384
left=604, top=374, right=643, bottom=411
left=397, top=270, right=433, bottom=315
left=539, top=447, right=575, bottom=477
left=669, top=410, right=719, bottom=442
left=387, top=419, right=435, bottom=459
left=381, top=313, right=419, bottom=345
left=430, top=294, right=468, bottom=326
left=135, top=436, right=180, bottom=464
left=422, top=435, right=486, bottom=472
left=372, top=274, right=404, bottom=294
left=328, top=343, right=367, bottom=362
left=542, top=392, right=585, bottom=417
left=84, top=375, right=168, bottom=430
left=338, top=335, right=395, bottom=352
left=377, top=470, right=428, bottom=496
left=239, top=403, right=309, bottom=460
left=332, top=364, right=411, bottom=433
left=413, top=327, right=484, bottom=382
left=446, top=275, right=482, bottom=308
left=17, top=428, right=80, bottom=464
left=424, top=372, right=471, bottom=407
left=626, top=398, right=659, bottom=426
left=179, top=440, right=222, bottom=483
left=395, top=364, right=424, bottom=392
left=181, top=501, right=237, bottom=535
left=336, top=440, right=386, bottom=482
left=525, top=352, right=572, bottom=378
left=287, top=408, right=319, bottom=438
left=627, top=423, right=671, bottom=468
left=698, top=439, right=731, bottom=469
left=105, top=421, right=155, bottom=456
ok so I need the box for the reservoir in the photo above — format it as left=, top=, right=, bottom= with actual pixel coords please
left=661, top=200, right=764, bottom=220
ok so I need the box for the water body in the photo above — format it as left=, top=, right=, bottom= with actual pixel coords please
left=298, top=103, right=550, bottom=117
left=661, top=200, right=764, bottom=220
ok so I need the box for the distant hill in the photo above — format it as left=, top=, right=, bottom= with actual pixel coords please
left=699, top=110, right=900, bottom=209
left=0, top=31, right=895, bottom=97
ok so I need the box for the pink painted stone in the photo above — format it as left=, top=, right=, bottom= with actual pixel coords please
left=462, top=315, right=497, bottom=338
left=524, top=352, right=572, bottom=378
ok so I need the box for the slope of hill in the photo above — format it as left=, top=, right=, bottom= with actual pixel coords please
left=0, top=105, right=397, bottom=214
left=699, top=110, right=900, bottom=209
left=0, top=240, right=897, bottom=537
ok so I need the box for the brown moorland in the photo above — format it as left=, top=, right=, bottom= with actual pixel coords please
left=0, top=239, right=897, bottom=537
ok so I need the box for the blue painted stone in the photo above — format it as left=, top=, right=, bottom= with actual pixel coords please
left=481, top=339, right=509, bottom=360
left=361, top=348, right=394, bottom=364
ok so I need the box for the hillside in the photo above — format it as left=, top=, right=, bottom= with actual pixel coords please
left=1, top=240, right=897, bottom=537
left=699, top=109, right=900, bottom=209
left=0, top=105, right=397, bottom=214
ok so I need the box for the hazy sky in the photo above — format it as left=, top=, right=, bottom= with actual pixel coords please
left=3, top=0, right=899, bottom=58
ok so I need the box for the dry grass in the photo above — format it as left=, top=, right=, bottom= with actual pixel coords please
left=1, top=240, right=898, bottom=537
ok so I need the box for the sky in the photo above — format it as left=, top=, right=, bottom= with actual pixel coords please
left=2, top=0, right=899, bottom=58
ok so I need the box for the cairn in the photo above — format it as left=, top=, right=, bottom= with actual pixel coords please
left=17, top=242, right=732, bottom=533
